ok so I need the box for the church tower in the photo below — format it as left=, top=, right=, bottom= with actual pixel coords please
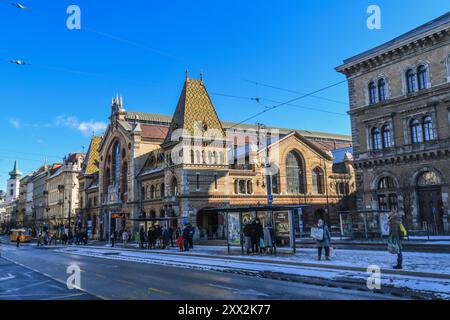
left=6, top=160, right=22, bottom=202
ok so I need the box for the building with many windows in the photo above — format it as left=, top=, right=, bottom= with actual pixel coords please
left=97, top=74, right=355, bottom=240
left=336, top=12, right=450, bottom=233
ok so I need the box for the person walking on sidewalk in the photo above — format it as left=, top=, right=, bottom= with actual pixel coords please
left=243, top=221, right=253, bottom=254
left=182, top=224, right=192, bottom=252
left=263, top=223, right=275, bottom=254
left=252, top=218, right=264, bottom=254
left=388, top=211, right=404, bottom=269
left=16, top=231, right=21, bottom=248
left=122, top=230, right=129, bottom=245
left=316, top=219, right=331, bottom=261
left=139, top=228, right=146, bottom=249
left=110, top=231, right=115, bottom=247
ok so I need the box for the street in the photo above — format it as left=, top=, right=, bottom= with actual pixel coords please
left=0, top=243, right=399, bottom=300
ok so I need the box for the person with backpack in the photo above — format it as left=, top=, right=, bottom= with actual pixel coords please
left=388, top=211, right=406, bottom=269
left=315, top=219, right=331, bottom=261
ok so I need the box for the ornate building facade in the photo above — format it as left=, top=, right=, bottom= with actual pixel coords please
left=336, top=12, right=450, bottom=233
left=97, top=75, right=355, bottom=240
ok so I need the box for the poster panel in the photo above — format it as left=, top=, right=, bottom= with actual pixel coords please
left=274, top=211, right=291, bottom=247
left=228, top=212, right=241, bottom=245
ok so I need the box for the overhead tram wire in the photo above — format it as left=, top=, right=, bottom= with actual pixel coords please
left=210, top=92, right=347, bottom=117
left=228, top=79, right=348, bottom=130
left=243, top=78, right=349, bottom=106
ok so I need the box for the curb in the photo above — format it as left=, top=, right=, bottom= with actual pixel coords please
left=72, top=244, right=450, bottom=280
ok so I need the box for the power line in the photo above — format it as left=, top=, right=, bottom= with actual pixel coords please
left=210, top=92, right=347, bottom=116
left=243, top=78, right=349, bottom=105
left=229, top=79, right=348, bottom=129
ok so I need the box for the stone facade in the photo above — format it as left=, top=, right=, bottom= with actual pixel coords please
left=97, top=76, right=355, bottom=240
left=336, top=12, right=450, bottom=233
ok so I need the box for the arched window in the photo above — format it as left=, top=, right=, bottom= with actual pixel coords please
left=312, top=167, right=325, bottom=195
left=423, top=116, right=434, bottom=141
left=410, top=119, right=423, bottom=143
left=246, top=180, right=253, bottom=194
left=219, top=152, right=224, bottom=165
left=286, top=151, right=305, bottom=194
left=378, top=78, right=387, bottom=102
left=190, top=150, right=195, bottom=164
left=381, top=125, right=392, bottom=148
left=234, top=180, right=238, bottom=194
left=417, top=65, right=428, bottom=90
left=150, top=185, right=155, bottom=199
left=378, top=177, right=395, bottom=190
left=145, top=185, right=149, bottom=200
left=160, top=183, right=165, bottom=198
left=371, top=128, right=382, bottom=150
left=121, top=162, right=128, bottom=201
left=112, top=142, right=121, bottom=184
left=195, top=150, right=201, bottom=164
left=141, top=187, right=145, bottom=201
left=377, top=176, right=397, bottom=211
left=447, top=55, right=450, bottom=82
left=170, top=177, right=178, bottom=196
left=368, top=81, right=377, bottom=104
left=202, top=150, right=206, bottom=164
left=406, top=69, right=416, bottom=93
left=207, top=151, right=212, bottom=165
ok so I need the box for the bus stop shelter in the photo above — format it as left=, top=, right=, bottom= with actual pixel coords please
left=338, top=210, right=391, bottom=240
left=130, top=217, right=178, bottom=231
left=203, top=205, right=309, bottom=255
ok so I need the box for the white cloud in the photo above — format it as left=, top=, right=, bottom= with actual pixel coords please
left=55, top=115, right=107, bottom=136
left=10, top=119, right=20, bottom=128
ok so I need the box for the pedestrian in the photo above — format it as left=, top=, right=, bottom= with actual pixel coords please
left=388, top=211, right=404, bottom=269
left=16, top=231, right=21, bottom=248
left=177, top=233, right=185, bottom=252
left=162, top=226, right=169, bottom=249
left=316, top=219, right=331, bottom=261
left=156, top=225, right=163, bottom=248
left=147, top=226, right=156, bottom=249
left=68, top=229, right=73, bottom=245
left=168, top=226, right=175, bottom=247
left=243, top=221, right=253, bottom=254
left=122, top=230, right=129, bottom=245
left=187, top=223, right=195, bottom=249
left=139, top=227, right=146, bottom=249
left=110, top=231, right=115, bottom=247
left=252, top=218, right=263, bottom=254
left=263, top=223, right=274, bottom=254
left=37, top=233, right=43, bottom=247
left=182, top=224, right=191, bottom=251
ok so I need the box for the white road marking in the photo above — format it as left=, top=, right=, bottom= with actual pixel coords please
left=0, top=273, right=15, bottom=282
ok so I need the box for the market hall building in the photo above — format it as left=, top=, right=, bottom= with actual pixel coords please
left=91, top=74, right=355, bottom=241
left=336, top=12, right=450, bottom=233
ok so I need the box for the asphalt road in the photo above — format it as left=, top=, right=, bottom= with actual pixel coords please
left=0, top=243, right=399, bottom=300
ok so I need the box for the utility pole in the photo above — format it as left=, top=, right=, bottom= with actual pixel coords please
left=256, top=123, right=272, bottom=205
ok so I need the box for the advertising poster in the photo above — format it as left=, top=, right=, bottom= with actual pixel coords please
left=379, top=212, right=390, bottom=236
left=227, top=213, right=241, bottom=245
left=274, top=211, right=290, bottom=247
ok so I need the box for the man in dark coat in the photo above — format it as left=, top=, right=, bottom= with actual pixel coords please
left=182, top=224, right=191, bottom=251
left=253, top=218, right=264, bottom=253
left=139, top=228, right=146, bottom=249
left=147, top=227, right=156, bottom=249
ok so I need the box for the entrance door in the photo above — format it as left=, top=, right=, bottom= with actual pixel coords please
left=417, top=187, right=443, bottom=234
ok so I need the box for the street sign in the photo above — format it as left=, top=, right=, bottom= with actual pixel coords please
left=268, top=194, right=273, bottom=205
left=111, top=213, right=124, bottom=219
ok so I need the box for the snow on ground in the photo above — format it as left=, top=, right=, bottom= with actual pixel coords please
left=88, top=244, right=450, bottom=276
left=54, top=246, right=450, bottom=299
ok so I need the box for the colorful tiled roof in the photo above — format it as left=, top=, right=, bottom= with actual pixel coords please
left=141, top=124, right=169, bottom=140
left=164, top=77, right=225, bottom=143
left=84, top=136, right=102, bottom=175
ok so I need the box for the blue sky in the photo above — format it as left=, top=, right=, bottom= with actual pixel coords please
left=0, top=0, right=449, bottom=188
